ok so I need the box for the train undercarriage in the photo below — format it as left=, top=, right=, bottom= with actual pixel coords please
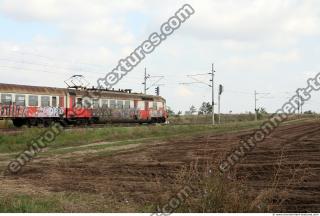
left=10, top=116, right=166, bottom=128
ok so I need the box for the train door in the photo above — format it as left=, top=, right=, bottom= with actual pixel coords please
left=144, top=101, right=149, bottom=110
left=134, top=100, right=138, bottom=109
left=59, top=96, right=64, bottom=107
left=69, top=96, right=75, bottom=109
left=67, top=91, right=76, bottom=119
left=144, top=101, right=150, bottom=120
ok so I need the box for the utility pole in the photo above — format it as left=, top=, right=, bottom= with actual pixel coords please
left=299, top=93, right=303, bottom=115
left=218, top=93, right=221, bottom=124
left=142, top=68, right=163, bottom=95
left=254, top=90, right=270, bottom=121
left=180, top=63, right=217, bottom=126
left=254, top=90, right=258, bottom=121
left=218, top=84, right=224, bottom=124
left=210, top=63, right=215, bottom=125
left=297, top=91, right=300, bottom=117
left=143, top=67, right=147, bottom=94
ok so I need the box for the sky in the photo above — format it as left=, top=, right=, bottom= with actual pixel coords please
left=0, top=0, right=320, bottom=113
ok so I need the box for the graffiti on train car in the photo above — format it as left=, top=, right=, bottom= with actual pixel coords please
left=36, top=107, right=64, bottom=118
left=150, top=109, right=164, bottom=118
left=111, top=108, right=140, bottom=119
left=0, top=105, right=27, bottom=117
left=0, top=105, right=64, bottom=118
left=92, top=108, right=140, bottom=120
left=92, top=108, right=111, bottom=118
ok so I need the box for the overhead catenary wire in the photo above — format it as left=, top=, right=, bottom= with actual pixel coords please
left=2, top=51, right=319, bottom=113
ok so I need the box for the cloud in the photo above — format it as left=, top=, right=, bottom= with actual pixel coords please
left=0, top=0, right=144, bottom=46
left=226, top=50, right=301, bottom=68
left=175, top=86, right=194, bottom=97
left=186, top=0, right=320, bottom=42
left=0, top=0, right=144, bottom=21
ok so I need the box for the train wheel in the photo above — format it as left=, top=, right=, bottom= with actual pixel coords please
left=43, top=119, right=52, bottom=127
left=75, top=119, right=82, bottom=126
left=84, top=119, right=90, bottom=126
left=12, top=119, right=25, bottom=128
left=27, top=119, right=38, bottom=127
left=58, top=120, right=68, bottom=127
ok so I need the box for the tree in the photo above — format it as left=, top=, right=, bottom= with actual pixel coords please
left=177, top=111, right=182, bottom=116
left=166, top=106, right=175, bottom=116
left=259, top=107, right=268, bottom=115
left=304, top=110, right=314, bottom=114
left=189, top=105, right=197, bottom=115
left=198, top=102, right=212, bottom=115
left=256, top=107, right=268, bottom=120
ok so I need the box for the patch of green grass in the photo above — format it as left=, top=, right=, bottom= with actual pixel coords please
left=0, top=128, right=44, bottom=153
left=0, top=191, right=142, bottom=213
left=49, top=121, right=263, bottom=150
left=45, top=139, right=142, bottom=156
left=147, top=167, right=267, bottom=213
left=0, top=118, right=313, bottom=154
left=0, top=194, right=63, bottom=213
left=0, top=121, right=260, bottom=154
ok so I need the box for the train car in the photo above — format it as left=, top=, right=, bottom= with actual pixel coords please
left=0, top=83, right=168, bottom=127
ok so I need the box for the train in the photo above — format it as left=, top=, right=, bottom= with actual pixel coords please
left=0, top=83, right=168, bottom=127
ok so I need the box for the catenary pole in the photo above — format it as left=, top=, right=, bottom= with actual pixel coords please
left=211, top=63, right=215, bottom=125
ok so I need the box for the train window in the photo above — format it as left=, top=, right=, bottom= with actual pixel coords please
left=124, top=100, right=130, bottom=109
left=52, top=97, right=57, bottom=107
left=153, top=102, right=157, bottom=110
left=157, top=102, right=162, bottom=108
left=15, top=95, right=25, bottom=106
left=137, top=101, right=144, bottom=109
left=83, top=98, right=92, bottom=108
left=101, top=99, right=108, bottom=108
left=110, top=100, right=116, bottom=109
left=76, top=98, right=83, bottom=107
left=28, top=95, right=38, bottom=106
left=117, top=100, right=123, bottom=109
left=41, top=96, right=50, bottom=107
left=1, top=94, right=12, bottom=105
left=93, top=99, right=99, bottom=108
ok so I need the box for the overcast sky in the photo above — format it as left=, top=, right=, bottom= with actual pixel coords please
left=0, top=0, right=320, bottom=113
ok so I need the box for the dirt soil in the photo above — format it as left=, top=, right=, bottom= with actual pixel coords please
left=1, top=120, right=320, bottom=212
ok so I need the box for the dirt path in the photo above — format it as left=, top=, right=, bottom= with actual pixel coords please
left=1, top=120, right=320, bottom=212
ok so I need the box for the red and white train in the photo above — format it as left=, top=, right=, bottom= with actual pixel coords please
left=0, top=83, right=168, bottom=127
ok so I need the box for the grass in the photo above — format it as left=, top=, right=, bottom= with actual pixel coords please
left=0, top=194, right=63, bottom=213
left=0, top=173, right=258, bottom=213
left=0, top=191, right=142, bottom=213
left=175, top=174, right=259, bottom=212
left=169, top=113, right=259, bottom=124
left=44, top=139, right=142, bottom=156
left=0, top=120, right=267, bottom=154
left=149, top=151, right=311, bottom=213
left=0, top=117, right=316, bottom=154
left=170, top=113, right=320, bottom=125
left=145, top=160, right=263, bottom=213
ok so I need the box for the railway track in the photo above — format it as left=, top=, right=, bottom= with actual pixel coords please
left=0, top=122, right=166, bottom=134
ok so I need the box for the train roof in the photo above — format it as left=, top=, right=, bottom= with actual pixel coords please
left=0, top=83, right=165, bottom=101
left=0, top=83, right=65, bottom=95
